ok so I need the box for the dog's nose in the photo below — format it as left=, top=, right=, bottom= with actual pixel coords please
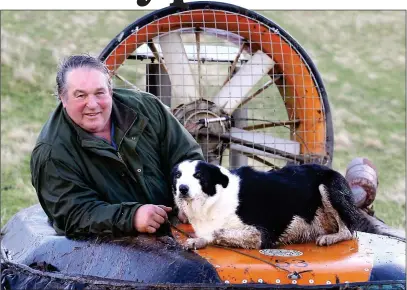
left=179, top=184, right=189, bottom=197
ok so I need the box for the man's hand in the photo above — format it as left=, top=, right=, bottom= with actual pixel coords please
left=133, top=204, right=172, bottom=233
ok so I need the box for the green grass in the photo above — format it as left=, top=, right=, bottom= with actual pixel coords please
left=1, top=10, right=405, bottom=230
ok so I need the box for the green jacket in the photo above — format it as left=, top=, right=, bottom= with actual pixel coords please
left=30, top=88, right=204, bottom=237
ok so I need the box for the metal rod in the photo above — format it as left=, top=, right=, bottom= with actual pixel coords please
left=114, top=73, right=139, bottom=91
left=147, top=42, right=169, bottom=74
left=241, top=152, right=280, bottom=170
left=222, top=42, right=246, bottom=87
left=243, top=119, right=300, bottom=131
left=233, top=76, right=281, bottom=112
left=127, top=54, right=247, bottom=63
left=196, top=116, right=231, bottom=127
left=201, top=131, right=310, bottom=164
left=195, top=30, right=204, bottom=99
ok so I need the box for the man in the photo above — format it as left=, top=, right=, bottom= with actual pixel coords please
left=30, top=54, right=204, bottom=237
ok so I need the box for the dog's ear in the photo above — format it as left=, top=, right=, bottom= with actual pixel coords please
left=214, top=167, right=229, bottom=188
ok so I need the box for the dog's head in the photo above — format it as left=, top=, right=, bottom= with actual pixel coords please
left=171, top=160, right=229, bottom=203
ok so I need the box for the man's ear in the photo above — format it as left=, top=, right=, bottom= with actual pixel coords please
left=60, top=95, right=67, bottom=108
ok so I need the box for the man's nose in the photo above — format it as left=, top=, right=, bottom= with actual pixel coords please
left=179, top=184, right=189, bottom=197
left=86, top=95, right=98, bottom=108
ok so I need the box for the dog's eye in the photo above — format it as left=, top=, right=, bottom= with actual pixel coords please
left=193, top=172, right=201, bottom=179
left=175, top=171, right=181, bottom=178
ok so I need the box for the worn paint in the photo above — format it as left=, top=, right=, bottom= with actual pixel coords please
left=172, top=223, right=376, bottom=286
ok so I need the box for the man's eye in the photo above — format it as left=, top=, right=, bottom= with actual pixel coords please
left=193, top=172, right=201, bottom=179
left=76, top=94, right=85, bottom=98
left=175, top=171, right=181, bottom=178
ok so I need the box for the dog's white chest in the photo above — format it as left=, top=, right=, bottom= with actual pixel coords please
left=191, top=211, right=243, bottom=240
left=182, top=197, right=243, bottom=240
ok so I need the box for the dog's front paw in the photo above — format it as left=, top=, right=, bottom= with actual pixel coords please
left=316, top=235, right=339, bottom=246
left=184, top=238, right=208, bottom=250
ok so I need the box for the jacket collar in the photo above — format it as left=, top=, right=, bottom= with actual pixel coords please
left=111, top=94, right=138, bottom=135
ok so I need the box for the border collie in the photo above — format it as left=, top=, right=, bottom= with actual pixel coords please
left=171, top=160, right=379, bottom=250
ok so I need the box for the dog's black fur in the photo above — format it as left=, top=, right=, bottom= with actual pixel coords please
left=172, top=161, right=380, bottom=248
left=233, top=163, right=376, bottom=247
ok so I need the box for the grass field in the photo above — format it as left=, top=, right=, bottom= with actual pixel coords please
left=1, top=10, right=405, bottom=230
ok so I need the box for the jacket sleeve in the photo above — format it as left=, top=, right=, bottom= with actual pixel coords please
left=32, top=155, right=141, bottom=237
left=155, top=99, right=205, bottom=170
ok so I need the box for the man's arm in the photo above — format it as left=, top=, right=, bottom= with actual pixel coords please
left=33, top=157, right=141, bottom=237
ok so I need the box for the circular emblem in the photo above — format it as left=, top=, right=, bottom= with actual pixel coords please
left=259, top=249, right=303, bottom=257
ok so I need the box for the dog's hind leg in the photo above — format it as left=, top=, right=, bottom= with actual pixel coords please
left=316, top=184, right=353, bottom=246
left=213, top=226, right=262, bottom=249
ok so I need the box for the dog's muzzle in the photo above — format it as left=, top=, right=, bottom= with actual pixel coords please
left=178, top=184, right=190, bottom=198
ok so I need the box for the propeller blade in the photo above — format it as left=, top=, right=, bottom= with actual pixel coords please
left=158, top=32, right=201, bottom=107
left=212, top=50, right=275, bottom=115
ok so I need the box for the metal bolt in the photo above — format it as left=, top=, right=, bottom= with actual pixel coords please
left=276, top=279, right=280, bottom=284
left=309, top=279, right=314, bottom=284
left=288, top=271, right=301, bottom=280
left=258, top=279, right=263, bottom=283
left=326, top=281, right=331, bottom=284
left=137, top=169, right=142, bottom=173
left=242, top=280, right=247, bottom=284
left=225, top=280, right=230, bottom=284
left=364, top=268, right=369, bottom=271
left=292, top=280, right=297, bottom=284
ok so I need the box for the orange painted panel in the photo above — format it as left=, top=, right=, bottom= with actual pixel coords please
left=171, top=224, right=373, bottom=286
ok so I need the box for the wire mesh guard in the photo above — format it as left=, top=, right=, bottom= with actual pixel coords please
left=100, top=4, right=333, bottom=171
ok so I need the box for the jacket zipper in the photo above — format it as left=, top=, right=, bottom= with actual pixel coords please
left=116, top=116, right=140, bottom=183
left=117, top=150, right=138, bottom=183
left=117, top=151, right=124, bottom=163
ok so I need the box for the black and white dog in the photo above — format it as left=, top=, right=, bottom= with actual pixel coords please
left=171, top=160, right=379, bottom=250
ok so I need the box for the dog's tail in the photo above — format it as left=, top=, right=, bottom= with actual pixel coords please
left=319, top=171, right=384, bottom=236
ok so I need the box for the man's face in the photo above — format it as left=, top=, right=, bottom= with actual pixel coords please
left=61, top=67, right=112, bottom=134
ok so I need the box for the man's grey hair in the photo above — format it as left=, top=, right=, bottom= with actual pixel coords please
left=55, top=54, right=112, bottom=100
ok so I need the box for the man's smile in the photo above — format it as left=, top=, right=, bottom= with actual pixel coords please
left=84, top=112, right=101, bottom=117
